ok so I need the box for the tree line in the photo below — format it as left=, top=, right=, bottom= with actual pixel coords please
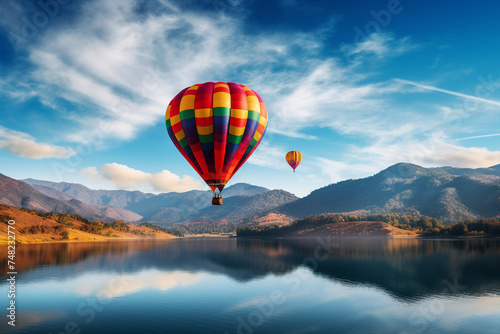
left=4, top=206, right=499, bottom=239
left=141, top=222, right=239, bottom=237
left=237, top=213, right=500, bottom=237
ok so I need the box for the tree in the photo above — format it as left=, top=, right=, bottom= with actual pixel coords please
left=0, top=215, right=15, bottom=224
left=58, top=214, right=74, bottom=227
left=418, top=218, right=433, bottom=231
left=60, top=229, right=70, bottom=240
left=452, top=222, right=468, bottom=235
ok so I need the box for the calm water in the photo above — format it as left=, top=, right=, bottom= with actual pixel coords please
left=1, top=238, right=500, bottom=334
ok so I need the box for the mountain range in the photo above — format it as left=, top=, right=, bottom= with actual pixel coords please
left=274, top=163, right=500, bottom=223
left=2, top=162, right=500, bottom=225
left=0, top=173, right=141, bottom=222
left=11, top=176, right=296, bottom=225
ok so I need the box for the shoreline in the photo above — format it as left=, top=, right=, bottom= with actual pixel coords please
left=1, top=235, right=178, bottom=246
left=234, top=233, right=500, bottom=240
left=184, top=233, right=235, bottom=238
left=5, top=234, right=500, bottom=245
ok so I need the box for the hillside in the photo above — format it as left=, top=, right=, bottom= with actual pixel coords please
left=237, top=213, right=427, bottom=238
left=275, top=163, right=500, bottom=223
left=192, top=190, right=298, bottom=225
left=0, top=205, right=175, bottom=244
left=219, top=183, right=269, bottom=198
left=286, top=221, right=417, bottom=237
left=248, top=213, right=295, bottom=226
left=0, top=173, right=141, bottom=222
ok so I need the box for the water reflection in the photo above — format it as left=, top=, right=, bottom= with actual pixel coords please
left=4, top=238, right=500, bottom=300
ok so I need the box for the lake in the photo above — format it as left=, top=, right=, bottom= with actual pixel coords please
left=1, top=238, right=500, bottom=334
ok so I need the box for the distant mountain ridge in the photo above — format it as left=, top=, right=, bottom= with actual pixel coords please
left=9, top=162, right=500, bottom=225
left=25, top=179, right=154, bottom=208
left=23, top=179, right=292, bottom=225
left=275, top=163, right=500, bottom=223
left=0, top=174, right=141, bottom=222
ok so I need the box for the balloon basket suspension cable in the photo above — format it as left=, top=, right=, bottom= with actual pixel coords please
left=212, top=188, right=223, bottom=205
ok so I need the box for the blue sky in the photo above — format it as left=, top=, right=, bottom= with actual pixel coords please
left=1, top=0, right=500, bottom=197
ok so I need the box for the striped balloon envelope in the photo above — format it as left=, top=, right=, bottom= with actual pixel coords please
left=286, top=151, right=302, bottom=172
left=165, top=82, right=268, bottom=196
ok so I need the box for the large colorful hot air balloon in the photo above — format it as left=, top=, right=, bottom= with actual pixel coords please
left=165, top=82, right=268, bottom=205
left=286, top=151, right=302, bottom=172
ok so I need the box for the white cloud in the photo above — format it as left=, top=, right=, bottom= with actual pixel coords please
left=268, top=128, right=318, bottom=140
left=2, top=1, right=235, bottom=142
left=342, top=33, right=414, bottom=58
left=313, top=132, right=500, bottom=183
left=2, top=0, right=497, bottom=187
left=421, top=144, right=500, bottom=168
left=82, top=163, right=204, bottom=192
left=247, top=142, right=289, bottom=169
left=314, top=158, right=352, bottom=183
left=250, top=33, right=420, bottom=144
left=0, top=1, right=422, bottom=169
left=263, top=59, right=402, bottom=139
left=0, top=125, right=75, bottom=159
left=81, top=166, right=100, bottom=181
left=2, top=0, right=330, bottom=145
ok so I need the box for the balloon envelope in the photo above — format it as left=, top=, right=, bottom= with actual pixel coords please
left=165, top=82, right=268, bottom=192
left=286, top=151, right=302, bottom=171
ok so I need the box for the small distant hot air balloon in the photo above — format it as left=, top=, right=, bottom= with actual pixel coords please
left=286, top=151, right=302, bottom=172
left=165, top=82, right=268, bottom=205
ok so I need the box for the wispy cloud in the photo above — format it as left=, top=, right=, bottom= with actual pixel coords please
left=82, top=163, right=204, bottom=193
left=314, top=157, right=351, bottom=182
left=420, top=143, right=500, bottom=168
left=262, top=58, right=407, bottom=140
left=1, top=0, right=332, bottom=145
left=2, top=0, right=498, bottom=191
left=247, top=142, right=289, bottom=169
left=310, top=128, right=500, bottom=183
left=0, top=126, right=75, bottom=159
left=0, top=1, right=420, bottom=158
left=267, top=128, right=318, bottom=140
left=395, top=79, right=500, bottom=107
left=342, top=33, right=415, bottom=58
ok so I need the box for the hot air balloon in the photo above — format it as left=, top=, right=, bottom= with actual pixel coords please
left=286, top=151, right=302, bottom=172
left=165, top=82, right=268, bottom=205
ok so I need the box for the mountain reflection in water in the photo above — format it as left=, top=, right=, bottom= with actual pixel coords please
left=5, top=238, right=500, bottom=299
left=2, top=238, right=499, bottom=334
